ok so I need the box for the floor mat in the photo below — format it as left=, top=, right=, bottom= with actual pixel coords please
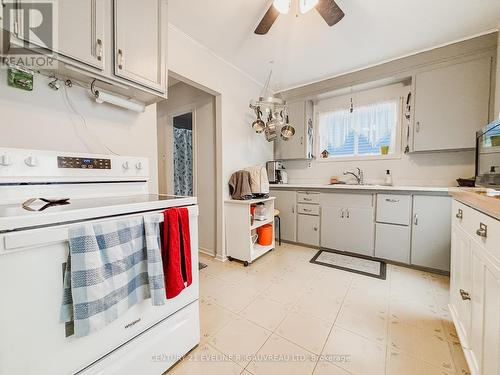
left=310, top=249, right=386, bottom=280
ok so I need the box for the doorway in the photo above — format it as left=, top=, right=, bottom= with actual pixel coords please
left=157, top=76, right=218, bottom=256
left=172, top=112, right=194, bottom=196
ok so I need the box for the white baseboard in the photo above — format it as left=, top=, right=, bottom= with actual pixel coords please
left=199, top=247, right=215, bottom=257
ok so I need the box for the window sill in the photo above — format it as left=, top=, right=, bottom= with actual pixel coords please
left=315, top=153, right=403, bottom=163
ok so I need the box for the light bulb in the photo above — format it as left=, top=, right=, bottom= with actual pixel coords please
left=273, top=0, right=291, bottom=14
left=299, top=0, right=319, bottom=14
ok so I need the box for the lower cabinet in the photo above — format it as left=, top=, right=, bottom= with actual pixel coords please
left=411, top=195, right=452, bottom=272
left=271, top=190, right=297, bottom=242
left=449, top=200, right=500, bottom=375
left=321, top=205, right=375, bottom=256
left=297, top=214, right=320, bottom=247
left=375, top=223, right=411, bottom=263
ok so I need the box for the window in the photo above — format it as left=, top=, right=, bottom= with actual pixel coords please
left=318, top=100, right=400, bottom=159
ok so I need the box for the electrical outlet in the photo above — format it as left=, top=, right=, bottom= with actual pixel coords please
left=307, top=161, right=312, bottom=169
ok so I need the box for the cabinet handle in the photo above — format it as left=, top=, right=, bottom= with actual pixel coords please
left=455, top=209, right=463, bottom=220
left=459, top=289, right=471, bottom=301
left=414, top=214, right=419, bottom=226
left=292, top=205, right=295, bottom=214
left=346, top=209, right=350, bottom=219
left=385, top=198, right=400, bottom=203
left=416, top=121, right=421, bottom=133
left=117, top=49, right=124, bottom=69
left=303, top=197, right=313, bottom=202
left=303, top=208, right=313, bottom=213
left=476, top=223, right=487, bottom=238
left=300, top=136, right=303, bottom=145
left=96, top=39, right=103, bottom=61
left=313, top=227, right=318, bottom=232
left=340, top=209, right=345, bottom=219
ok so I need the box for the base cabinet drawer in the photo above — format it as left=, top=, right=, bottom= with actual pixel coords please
left=297, top=214, right=320, bottom=247
left=375, top=223, right=410, bottom=263
left=376, top=194, right=412, bottom=225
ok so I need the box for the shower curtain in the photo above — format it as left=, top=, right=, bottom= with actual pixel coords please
left=173, top=127, right=193, bottom=196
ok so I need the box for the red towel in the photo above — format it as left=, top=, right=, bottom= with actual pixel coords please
left=162, top=207, right=193, bottom=299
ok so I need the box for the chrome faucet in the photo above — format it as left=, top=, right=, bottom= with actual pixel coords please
left=343, top=167, right=364, bottom=185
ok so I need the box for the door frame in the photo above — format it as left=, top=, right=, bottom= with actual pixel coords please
left=169, top=106, right=197, bottom=197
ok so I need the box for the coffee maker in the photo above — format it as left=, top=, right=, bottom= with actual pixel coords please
left=266, top=161, right=288, bottom=184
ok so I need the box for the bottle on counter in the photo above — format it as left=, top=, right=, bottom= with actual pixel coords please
left=384, top=170, right=393, bottom=186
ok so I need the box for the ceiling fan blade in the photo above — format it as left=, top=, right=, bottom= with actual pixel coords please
left=316, top=0, right=345, bottom=27
left=255, top=5, right=280, bottom=35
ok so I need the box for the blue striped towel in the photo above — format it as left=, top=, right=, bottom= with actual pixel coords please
left=60, top=214, right=166, bottom=337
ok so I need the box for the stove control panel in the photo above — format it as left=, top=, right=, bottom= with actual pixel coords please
left=57, top=156, right=112, bottom=169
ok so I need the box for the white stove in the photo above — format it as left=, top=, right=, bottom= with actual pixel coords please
left=0, top=148, right=200, bottom=375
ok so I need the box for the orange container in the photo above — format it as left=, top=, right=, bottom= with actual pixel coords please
left=257, top=224, right=273, bottom=246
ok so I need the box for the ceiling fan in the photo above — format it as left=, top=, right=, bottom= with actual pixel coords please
left=255, top=0, right=345, bottom=35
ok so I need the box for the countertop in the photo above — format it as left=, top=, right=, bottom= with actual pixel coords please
left=449, top=188, right=500, bottom=221
left=269, top=183, right=450, bottom=193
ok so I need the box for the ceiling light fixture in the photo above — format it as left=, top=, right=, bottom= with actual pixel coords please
left=273, top=0, right=291, bottom=14
left=299, top=0, right=319, bottom=14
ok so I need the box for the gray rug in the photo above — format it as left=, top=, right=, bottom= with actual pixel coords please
left=310, top=249, right=386, bottom=280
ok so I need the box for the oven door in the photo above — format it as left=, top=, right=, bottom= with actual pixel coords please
left=0, top=205, right=199, bottom=375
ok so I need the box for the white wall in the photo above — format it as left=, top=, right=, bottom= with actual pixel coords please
left=157, top=82, right=217, bottom=255
left=283, top=83, right=475, bottom=187
left=0, top=69, right=159, bottom=192
left=167, top=24, right=272, bottom=187
left=167, top=24, right=273, bottom=259
left=284, top=151, right=474, bottom=187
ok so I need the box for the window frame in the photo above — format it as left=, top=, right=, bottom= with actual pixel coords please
left=314, top=95, right=405, bottom=163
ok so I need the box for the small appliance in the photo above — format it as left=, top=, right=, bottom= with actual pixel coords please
left=266, top=160, right=287, bottom=184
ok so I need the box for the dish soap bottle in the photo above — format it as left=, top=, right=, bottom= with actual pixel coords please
left=385, top=170, right=393, bottom=186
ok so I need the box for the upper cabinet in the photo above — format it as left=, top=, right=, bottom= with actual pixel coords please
left=412, top=56, right=492, bottom=152
left=8, top=0, right=167, bottom=102
left=275, top=100, right=314, bottom=160
left=113, top=0, right=167, bottom=93
left=58, top=0, right=106, bottom=70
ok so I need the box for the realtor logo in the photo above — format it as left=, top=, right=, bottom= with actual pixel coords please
left=1, top=0, right=57, bottom=69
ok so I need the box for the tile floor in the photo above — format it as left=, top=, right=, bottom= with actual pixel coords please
left=167, top=243, right=469, bottom=375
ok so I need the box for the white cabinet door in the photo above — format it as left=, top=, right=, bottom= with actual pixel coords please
left=321, top=205, right=374, bottom=256
left=58, top=0, right=105, bottom=69
left=375, top=223, right=411, bottom=263
left=413, top=57, right=492, bottom=151
left=275, top=100, right=313, bottom=160
left=16, top=0, right=105, bottom=69
left=482, top=260, right=500, bottom=375
left=411, top=195, right=451, bottom=271
left=297, top=214, right=320, bottom=247
left=450, top=224, right=472, bottom=347
left=114, top=0, right=167, bottom=92
left=469, top=241, right=485, bottom=375
left=321, top=205, right=347, bottom=251
left=271, top=190, right=296, bottom=242
left=346, top=207, right=375, bottom=256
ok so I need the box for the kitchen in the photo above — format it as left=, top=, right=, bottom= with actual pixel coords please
left=0, top=1, right=500, bottom=375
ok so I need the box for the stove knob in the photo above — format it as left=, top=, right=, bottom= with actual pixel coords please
left=122, top=161, right=130, bottom=170
left=135, top=162, right=143, bottom=170
left=24, top=155, right=38, bottom=167
left=0, top=154, right=12, bottom=166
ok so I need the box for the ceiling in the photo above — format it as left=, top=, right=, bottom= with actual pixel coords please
left=169, top=0, right=500, bottom=91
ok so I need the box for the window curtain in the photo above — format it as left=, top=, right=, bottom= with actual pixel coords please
left=319, top=100, right=398, bottom=155
left=173, top=127, right=193, bottom=196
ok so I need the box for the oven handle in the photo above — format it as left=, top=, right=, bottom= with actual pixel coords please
left=2, top=206, right=198, bottom=252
